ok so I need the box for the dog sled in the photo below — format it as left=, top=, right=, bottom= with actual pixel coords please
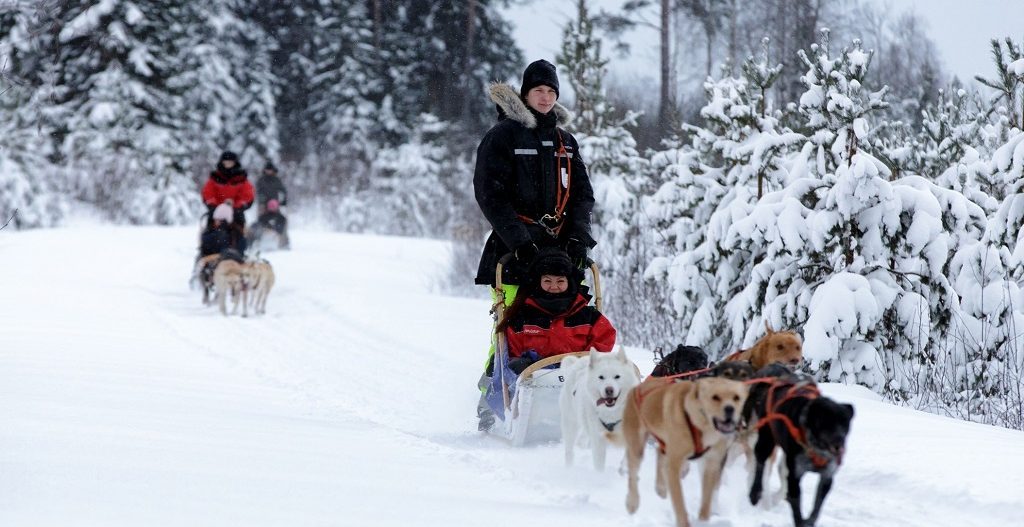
left=483, top=254, right=604, bottom=446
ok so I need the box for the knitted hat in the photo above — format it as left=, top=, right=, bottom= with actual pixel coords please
left=528, top=248, right=573, bottom=281
left=212, top=202, right=234, bottom=222
left=219, top=151, right=238, bottom=163
left=520, top=59, right=559, bottom=100
left=264, top=161, right=277, bottom=173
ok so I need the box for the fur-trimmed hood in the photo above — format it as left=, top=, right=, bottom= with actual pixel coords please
left=489, top=82, right=572, bottom=129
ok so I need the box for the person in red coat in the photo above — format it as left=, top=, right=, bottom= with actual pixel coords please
left=202, top=151, right=254, bottom=227
left=497, top=248, right=616, bottom=373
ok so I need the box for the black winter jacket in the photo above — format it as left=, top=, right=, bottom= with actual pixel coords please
left=256, top=174, right=287, bottom=207
left=473, top=83, right=596, bottom=286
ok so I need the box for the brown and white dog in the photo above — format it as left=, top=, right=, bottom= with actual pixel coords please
left=244, top=260, right=275, bottom=315
left=622, top=377, right=749, bottom=527
left=212, top=259, right=247, bottom=317
left=727, top=321, right=803, bottom=370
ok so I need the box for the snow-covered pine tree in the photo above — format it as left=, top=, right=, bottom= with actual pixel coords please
left=646, top=39, right=801, bottom=353
left=556, top=0, right=659, bottom=344
left=0, top=5, right=66, bottom=228
left=975, top=38, right=1024, bottom=133
left=38, top=1, right=204, bottom=224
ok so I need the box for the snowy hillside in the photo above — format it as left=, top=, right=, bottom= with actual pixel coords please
left=1, top=223, right=1022, bottom=527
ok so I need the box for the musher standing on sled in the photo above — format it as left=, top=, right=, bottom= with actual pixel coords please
left=202, top=151, right=255, bottom=230
left=473, top=59, right=597, bottom=431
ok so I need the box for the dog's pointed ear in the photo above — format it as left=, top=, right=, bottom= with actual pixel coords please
left=764, top=319, right=774, bottom=334
left=843, top=403, right=855, bottom=419
left=589, top=347, right=599, bottom=366
left=615, top=347, right=629, bottom=363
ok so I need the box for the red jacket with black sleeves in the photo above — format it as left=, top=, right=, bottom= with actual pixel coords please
left=505, top=293, right=616, bottom=359
left=202, top=167, right=255, bottom=209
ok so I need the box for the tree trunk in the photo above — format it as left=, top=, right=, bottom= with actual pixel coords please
left=372, top=0, right=382, bottom=48
left=705, top=24, right=713, bottom=77
left=462, top=0, right=477, bottom=121
left=659, top=0, right=672, bottom=132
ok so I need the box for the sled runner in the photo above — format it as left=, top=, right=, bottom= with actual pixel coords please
left=483, top=254, right=604, bottom=446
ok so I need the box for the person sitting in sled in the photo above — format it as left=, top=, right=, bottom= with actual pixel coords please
left=202, top=151, right=254, bottom=228
left=496, top=248, right=616, bottom=375
left=256, top=162, right=287, bottom=215
left=251, top=198, right=290, bottom=249
left=200, top=201, right=247, bottom=257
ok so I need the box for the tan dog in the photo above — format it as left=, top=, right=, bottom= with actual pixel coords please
left=727, top=321, right=803, bottom=369
left=213, top=259, right=247, bottom=317
left=622, top=377, right=749, bottom=527
left=244, top=260, right=275, bottom=315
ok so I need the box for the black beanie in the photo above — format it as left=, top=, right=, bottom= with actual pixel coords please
left=264, top=161, right=277, bottom=172
left=520, top=59, right=559, bottom=100
left=220, top=151, right=239, bottom=162
left=529, top=248, right=573, bottom=281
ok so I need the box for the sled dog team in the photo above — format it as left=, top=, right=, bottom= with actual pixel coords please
left=192, top=254, right=276, bottom=317
left=557, top=324, right=854, bottom=527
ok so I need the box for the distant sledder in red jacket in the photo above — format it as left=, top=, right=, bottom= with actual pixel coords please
left=202, top=151, right=254, bottom=227
left=497, top=248, right=616, bottom=374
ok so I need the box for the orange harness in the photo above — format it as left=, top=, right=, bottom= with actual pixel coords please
left=748, top=378, right=837, bottom=469
left=632, top=378, right=708, bottom=459
left=516, top=130, right=571, bottom=236
left=723, top=350, right=745, bottom=362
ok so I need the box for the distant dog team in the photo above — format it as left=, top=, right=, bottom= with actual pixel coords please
left=192, top=256, right=275, bottom=317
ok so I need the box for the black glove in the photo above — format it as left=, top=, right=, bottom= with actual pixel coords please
left=565, top=238, right=589, bottom=269
left=515, top=242, right=539, bottom=264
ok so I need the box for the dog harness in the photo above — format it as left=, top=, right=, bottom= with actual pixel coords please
left=723, top=350, right=745, bottom=362
left=750, top=379, right=837, bottom=469
left=631, top=380, right=707, bottom=459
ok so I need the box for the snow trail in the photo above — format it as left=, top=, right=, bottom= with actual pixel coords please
left=1, top=225, right=1021, bottom=526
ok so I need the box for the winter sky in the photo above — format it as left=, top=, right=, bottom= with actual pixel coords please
left=502, top=0, right=1024, bottom=89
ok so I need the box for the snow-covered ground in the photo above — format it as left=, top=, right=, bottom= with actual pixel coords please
left=1, top=222, right=1022, bottom=527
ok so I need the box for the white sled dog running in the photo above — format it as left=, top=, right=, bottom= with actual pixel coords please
left=560, top=348, right=642, bottom=470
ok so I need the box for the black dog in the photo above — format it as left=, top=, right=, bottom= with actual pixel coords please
left=708, top=360, right=755, bottom=381
left=650, top=344, right=708, bottom=377
left=745, top=375, right=854, bottom=527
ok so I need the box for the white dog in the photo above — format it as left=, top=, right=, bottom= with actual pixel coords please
left=560, top=348, right=642, bottom=471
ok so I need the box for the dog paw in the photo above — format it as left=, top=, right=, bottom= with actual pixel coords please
left=625, top=492, right=639, bottom=514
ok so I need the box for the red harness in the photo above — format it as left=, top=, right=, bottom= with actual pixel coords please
left=632, top=379, right=708, bottom=459
left=749, top=378, right=837, bottom=469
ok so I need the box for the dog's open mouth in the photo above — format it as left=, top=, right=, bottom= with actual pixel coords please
left=595, top=397, right=618, bottom=407
left=713, top=417, right=738, bottom=434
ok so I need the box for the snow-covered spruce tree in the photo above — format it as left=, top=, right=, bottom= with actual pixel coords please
left=556, top=0, right=660, bottom=344
left=41, top=1, right=210, bottom=224
left=178, top=0, right=279, bottom=172
left=945, top=235, right=1024, bottom=428
left=0, top=5, right=66, bottom=228
left=677, top=33, right=981, bottom=399
left=646, top=40, right=802, bottom=353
